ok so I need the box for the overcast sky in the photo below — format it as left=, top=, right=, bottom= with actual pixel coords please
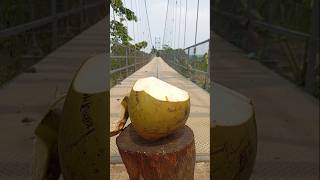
left=112, top=0, right=210, bottom=52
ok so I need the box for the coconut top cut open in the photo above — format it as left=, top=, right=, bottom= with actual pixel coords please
left=73, top=53, right=108, bottom=94
left=133, top=77, right=189, bottom=102
left=212, top=83, right=253, bottom=127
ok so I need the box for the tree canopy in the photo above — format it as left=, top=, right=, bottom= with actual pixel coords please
left=111, top=0, right=148, bottom=51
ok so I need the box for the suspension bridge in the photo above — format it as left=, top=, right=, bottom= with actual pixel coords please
left=0, top=0, right=318, bottom=179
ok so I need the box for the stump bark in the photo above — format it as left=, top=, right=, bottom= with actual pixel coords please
left=116, top=124, right=196, bottom=180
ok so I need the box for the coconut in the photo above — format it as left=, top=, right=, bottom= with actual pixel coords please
left=58, top=54, right=108, bottom=179
left=110, top=77, right=190, bottom=141
left=128, top=76, right=190, bottom=140
left=211, top=83, right=257, bottom=179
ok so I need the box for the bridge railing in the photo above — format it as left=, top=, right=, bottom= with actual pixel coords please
left=0, top=0, right=107, bottom=85
left=213, top=0, right=319, bottom=96
left=160, top=39, right=210, bottom=91
left=110, top=44, right=153, bottom=87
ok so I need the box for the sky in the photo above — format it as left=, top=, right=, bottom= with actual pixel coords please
left=111, top=0, right=210, bottom=52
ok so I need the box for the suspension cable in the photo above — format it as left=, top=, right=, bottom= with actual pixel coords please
left=138, top=0, right=145, bottom=42
left=183, top=0, right=187, bottom=48
left=170, top=0, right=174, bottom=48
left=194, top=0, right=200, bottom=46
left=143, top=0, right=153, bottom=47
left=178, top=0, right=182, bottom=48
left=162, top=0, right=170, bottom=48
left=173, top=0, right=178, bottom=48
left=137, top=0, right=143, bottom=43
left=123, top=0, right=128, bottom=27
left=131, top=0, right=135, bottom=43
left=134, top=0, right=139, bottom=42
left=112, top=7, right=116, bottom=21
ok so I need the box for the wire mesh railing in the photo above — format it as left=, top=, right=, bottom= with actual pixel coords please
left=110, top=44, right=153, bottom=87
left=213, top=0, right=319, bottom=96
left=160, top=39, right=210, bottom=91
left=0, top=0, right=107, bottom=86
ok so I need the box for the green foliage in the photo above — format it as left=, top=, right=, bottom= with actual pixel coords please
left=111, top=20, right=132, bottom=45
left=133, top=41, right=148, bottom=50
left=111, top=0, right=137, bottom=22
left=111, top=0, right=137, bottom=45
left=111, top=44, right=126, bottom=55
left=111, top=0, right=148, bottom=51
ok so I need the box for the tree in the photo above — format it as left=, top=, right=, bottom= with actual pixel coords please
left=133, top=41, right=148, bottom=50
left=111, top=0, right=148, bottom=50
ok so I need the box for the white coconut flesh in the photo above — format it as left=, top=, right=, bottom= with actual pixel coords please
left=212, top=83, right=253, bottom=127
left=73, top=53, right=108, bottom=93
left=133, top=76, right=189, bottom=102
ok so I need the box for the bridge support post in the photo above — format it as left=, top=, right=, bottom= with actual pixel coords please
left=134, top=50, right=136, bottom=72
left=126, top=47, right=129, bottom=77
left=116, top=124, right=196, bottom=180
left=187, top=48, right=190, bottom=78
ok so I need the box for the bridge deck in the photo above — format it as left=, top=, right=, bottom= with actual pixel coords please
left=110, top=57, right=210, bottom=162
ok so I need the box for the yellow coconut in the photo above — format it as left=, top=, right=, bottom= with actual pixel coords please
left=110, top=77, right=190, bottom=141
left=58, top=54, right=108, bottom=179
left=211, top=83, right=257, bottom=179
left=128, top=76, right=190, bottom=140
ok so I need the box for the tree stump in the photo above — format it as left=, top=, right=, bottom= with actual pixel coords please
left=116, top=124, right=196, bottom=180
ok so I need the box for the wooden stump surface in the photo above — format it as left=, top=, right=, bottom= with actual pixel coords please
left=116, top=124, right=196, bottom=180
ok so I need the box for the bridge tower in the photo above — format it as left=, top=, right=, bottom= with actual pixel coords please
left=154, top=37, right=161, bottom=50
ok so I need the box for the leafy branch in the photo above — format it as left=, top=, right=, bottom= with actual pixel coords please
left=110, top=0, right=147, bottom=50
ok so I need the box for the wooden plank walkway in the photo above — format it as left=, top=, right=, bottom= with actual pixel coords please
left=110, top=57, right=210, bottom=163
left=0, top=19, right=107, bottom=179
left=213, top=35, right=319, bottom=179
